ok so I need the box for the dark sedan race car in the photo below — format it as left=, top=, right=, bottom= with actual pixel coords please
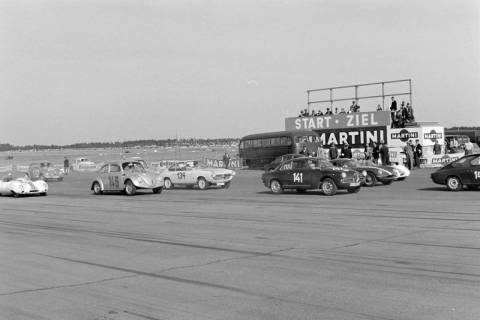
left=431, top=154, right=480, bottom=191
left=330, top=158, right=396, bottom=187
left=261, top=157, right=362, bottom=195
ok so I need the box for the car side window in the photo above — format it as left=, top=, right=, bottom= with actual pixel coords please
left=470, top=156, right=480, bottom=166
left=279, top=161, right=293, bottom=171
left=100, top=165, right=109, bottom=174
left=110, top=164, right=121, bottom=173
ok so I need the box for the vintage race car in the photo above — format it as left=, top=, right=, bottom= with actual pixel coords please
left=330, top=158, right=396, bottom=186
left=28, top=162, right=64, bottom=181
left=91, top=160, right=164, bottom=196
left=162, top=162, right=235, bottom=189
left=71, top=157, right=98, bottom=172
left=0, top=172, right=48, bottom=197
left=391, top=164, right=410, bottom=181
left=264, top=154, right=304, bottom=172
left=431, top=154, right=480, bottom=191
left=261, top=157, right=362, bottom=195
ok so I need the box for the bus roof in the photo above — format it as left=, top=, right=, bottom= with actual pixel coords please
left=240, top=130, right=317, bottom=141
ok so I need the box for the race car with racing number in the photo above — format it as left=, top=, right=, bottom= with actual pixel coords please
left=330, top=158, right=396, bottom=186
left=0, top=172, right=48, bottom=197
left=28, top=161, right=64, bottom=181
left=162, top=162, right=235, bottom=190
left=430, top=154, right=480, bottom=191
left=91, top=160, right=164, bottom=196
left=261, top=157, right=362, bottom=195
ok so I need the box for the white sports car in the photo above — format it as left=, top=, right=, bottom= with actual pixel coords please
left=391, top=164, right=410, bottom=181
left=162, top=162, right=235, bottom=189
left=0, top=173, right=48, bottom=197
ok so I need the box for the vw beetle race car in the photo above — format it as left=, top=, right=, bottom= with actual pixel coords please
left=91, top=160, right=164, bottom=196
left=261, top=157, right=362, bottom=195
left=330, top=158, right=396, bottom=186
left=0, top=172, right=48, bottom=197
left=162, top=162, right=235, bottom=189
left=28, top=162, right=64, bottom=181
left=431, top=154, right=480, bottom=191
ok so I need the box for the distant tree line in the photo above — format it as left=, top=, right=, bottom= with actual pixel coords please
left=0, top=138, right=240, bottom=152
left=446, top=126, right=480, bottom=130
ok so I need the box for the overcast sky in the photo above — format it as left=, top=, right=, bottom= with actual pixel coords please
left=1, top=0, right=479, bottom=145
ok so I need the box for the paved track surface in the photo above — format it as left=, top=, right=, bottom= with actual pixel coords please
left=1, top=169, right=479, bottom=320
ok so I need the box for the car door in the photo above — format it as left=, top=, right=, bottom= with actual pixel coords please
left=467, top=156, right=480, bottom=185
left=106, top=163, right=122, bottom=190
left=184, top=166, right=197, bottom=184
left=283, top=159, right=311, bottom=188
left=97, top=164, right=109, bottom=188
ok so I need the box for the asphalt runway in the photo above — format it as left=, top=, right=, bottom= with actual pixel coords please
left=1, top=168, right=479, bottom=320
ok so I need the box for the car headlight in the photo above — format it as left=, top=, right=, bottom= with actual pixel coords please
left=362, top=170, right=367, bottom=176
left=341, top=172, right=347, bottom=178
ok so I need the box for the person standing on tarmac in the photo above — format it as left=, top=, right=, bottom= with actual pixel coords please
left=379, top=141, right=390, bottom=165
left=372, top=142, right=380, bottom=164
left=329, top=143, right=338, bottom=160
left=222, top=152, right=231, bottom=169
left=403, top=140, right=414, bottom=170
left=299, top=145, right=311, bottom=157
left=414, top=139, right=423, bottom=168
left=340, top=143, right=352, bottom=159
left=63, top=157, right=70, bottom=175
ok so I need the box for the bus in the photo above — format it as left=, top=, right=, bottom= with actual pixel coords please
left=239, top=130, right=322, bottom=168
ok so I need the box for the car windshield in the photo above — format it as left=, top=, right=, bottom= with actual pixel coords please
left=122, top=162, right=146, bottom=172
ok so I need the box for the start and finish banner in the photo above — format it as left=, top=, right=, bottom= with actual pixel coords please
left=313, top=126, right=388, bottom=148
left=285, top=111, right=390, bottom=131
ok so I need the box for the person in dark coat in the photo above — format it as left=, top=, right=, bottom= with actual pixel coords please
left=372, top=142, right=380, bottom=164
left=414, top=139, right=422, bottom=168
left=299, top=145, right=311, bottom=157
left=328, top=143, right=338, bottom=160
left=379, top=141, right=390, bottom=165
left=340, top=143, right=352, bottom=159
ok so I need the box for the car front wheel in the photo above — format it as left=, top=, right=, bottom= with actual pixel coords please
left=270, top=179, right=283, bottom=194
left=93, top=182, right=102, bottom=195
left=364, top=172, right=377, bottom=187
left=321, top=178, right=337, bottom=196
left=446, top=176, right=462, bottom=191
left=198, top=177, right=208, bottom=190
left=164, top=178, right=173, bottom=189
left=125, top=180, right=136, bottom=196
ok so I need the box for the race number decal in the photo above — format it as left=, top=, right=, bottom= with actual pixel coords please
left=108, top=176, right=120, bottom=188
left=474, top=171, right=480, bottom=180
left=293, top=172, right=303, bottom=183
left=177, top=172, right=186, bottom=179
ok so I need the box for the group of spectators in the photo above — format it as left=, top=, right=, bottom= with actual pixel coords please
left=402, top=139, right=423, bottom=170
left=298, top=100, right=362, bottom=117
left=390, top=97, right=415, bottom=128
left=300, top=141, right=391, bottom=165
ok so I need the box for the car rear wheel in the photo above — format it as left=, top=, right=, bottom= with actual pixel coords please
left=198, top=177, right=208, bottom=190
left=364, top=172, right=377, bottom=187
left=446, top=176, right=462, bottom=191
left=153, top=187, right=163, bottom=194
left=270, top=180, right=283, bottom=194
left=93, top=182, right=102, bottom=195
left=164, top=178, right=173, bottom=189
left=321, top=178, right=337, bottom=196
left=125, top=180, right=136, bottom=196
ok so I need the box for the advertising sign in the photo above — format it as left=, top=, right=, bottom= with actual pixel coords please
left=388, top=126, right=444, bottom=148
left=285, top=111, right=390, bottom=131
left=204, top=158, right=243, bottom=169
left=312, top=126, right=387, bottom=148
